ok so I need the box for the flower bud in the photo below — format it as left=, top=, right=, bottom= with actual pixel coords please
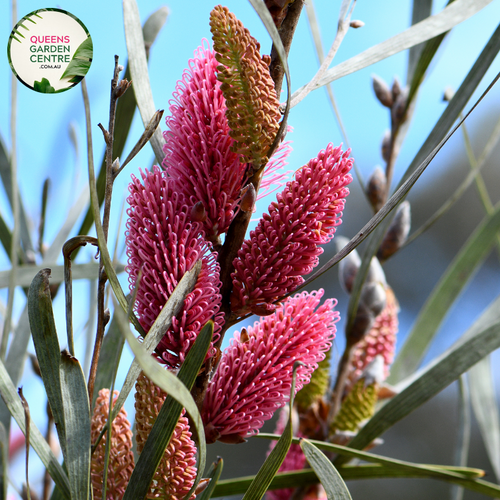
left=338, top=249, right=361, bottom=294
left=443, top=86, right=455, bottom=102
left=371, top=74, right=393, bottom=108
left=366, top=166, right=387, bottom=212
left=377, top=200, right=411, bottom=262
left=350, top=19, right=365, bottom=28
left=391, top=76, right=402, bottom=101
left=381, top=130, right=391, bottom=163
left=391, top=87, right=409, bottom=127
left=240, top=183, right=256, bottom=212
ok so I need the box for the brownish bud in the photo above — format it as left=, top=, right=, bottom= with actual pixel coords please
left=350, top=19, right=365, bottom=28
left=240, top=327, right=250, bottom=344
left=240, top=183, right=256, bottom=212
left=377, top=200, right=411, bottom=262
left=190, top=201, right=207, bottom=222
left=391, top=76, right=402, bottom=101
left=366, top=166, right=387, bottom=212
left=195, top=479, right=211, bottom=495
left=114, top=78, right=132, bottom=98
left=391, top=87, right=409, bottom=126
left=381, top=130, right=391, bottom=163
left=249, top=302, right=277, bottom=316
left=372, top=74, right=393, bottom=108
left=339, top=249, right=361, bottom=294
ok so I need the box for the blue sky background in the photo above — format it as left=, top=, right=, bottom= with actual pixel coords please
left=1, top=0, right=500, bottom=496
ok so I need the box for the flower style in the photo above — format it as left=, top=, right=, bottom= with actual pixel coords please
left=135, top=372, right=197, bottom=500
left=91, top=389, right=134, bottom=500
left=125, top=166, right=224, bottom=368
left=163, top=41, right=247, bottom=242
left=231, top=144, right=353, bottom=315
left=202, top=290, right=339, bottom=443
left=350, top=286, right=399, bottom=382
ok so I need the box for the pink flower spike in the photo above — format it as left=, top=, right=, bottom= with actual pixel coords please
left=202, top=290, right=339, bottom=443
left=125, top=166, right=224, bottom=368
left=163, top=41, right=247, bottom=242
left=231, top=144, right=353, bottom=315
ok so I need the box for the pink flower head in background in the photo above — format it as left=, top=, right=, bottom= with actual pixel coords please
left=125, top=166, right=224, bottom=368
left=163, top=41, right=247, bottom=243
left=202, top=290, right=339, bottom=444
left=231, top=144, right=353, bottom=315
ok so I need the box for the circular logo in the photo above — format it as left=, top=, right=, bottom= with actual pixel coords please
left=7, top=8, right=92, bottom=93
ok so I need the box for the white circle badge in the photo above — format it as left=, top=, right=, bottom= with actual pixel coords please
left=7, top=8, right=92, bottom=93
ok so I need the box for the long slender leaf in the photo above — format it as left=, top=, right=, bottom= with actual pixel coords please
left=407, top=0, right=433, bottom=83
left=59, top=352, right=91, bottom=500
left=0, top=358, right=71, bottom=499
left=242, top=364, right=300, bottom=500
left=337, top=321, right=500, bottom=465
left=469, top=355, right=500, bottom=481
left=290, top=0, right=492, bottom=105
left=197, top=458, right=223, bottom=500
left=123, top=0, right=166, bottom=164
left=27, top=269, right=66, bottom=457
left=120, top=318, right=212, bottom=500
left=345, top=23, right=500, bottom=342
left=300, top=439, right=352, bottom=500
left=390, top=201, right=500, bottom=382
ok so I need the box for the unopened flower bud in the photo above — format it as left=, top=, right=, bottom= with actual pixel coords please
left=190, top=201, right=207, bottom=222
left=361, top=281, right=387, bottom=318
left=339, top=249, right=361, bottom=294
left=114, top=78, right=132, bottom=98
left=377, top=200, right=411, bottom=262
left=443, top=86, right=455, bottom=102
left=391, top=76, right=402, bottom=101
left=371, top=74, right=393, bottom=108
left=381, top=130, right=391, bottom=163
left=391, top=87, right=409, bottom=126
left=240, top=183, right=256, bottom=212
left=366, top=166, right=387, bottom=212
left=350, top=19, right=365, bottom=28
left=366, top=256, right=387, bottom=289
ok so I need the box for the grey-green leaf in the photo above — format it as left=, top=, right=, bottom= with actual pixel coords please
left=0, top=358, right=71, bottom=498
left=59, top=351, right=91, bottom=500
left=28, top=269, right=66, bottom=457
left=300, top=438, right=352, bottom=500
left=0, top=422, right=7, bottom=499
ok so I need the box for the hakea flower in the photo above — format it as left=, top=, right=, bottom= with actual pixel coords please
left=349, top=286, right=399, bottom=383
left=91, top=389, right=134, bottom=500
left=125, top=166, right=224, bottom=368
left=231, top=144, right=353, bottom=316
left=163, top=41, right=247, bottom=242
left=135, top=372, right=197, bottom=500
left=267, top=407, right=306, bottom=500
left=258, top=137, right=292, bottom=202
left=202, top=290, right=339, bottom=444
left=210, top=5, right=282, bottom=170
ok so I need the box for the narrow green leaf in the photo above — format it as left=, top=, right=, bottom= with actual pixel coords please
left=300, top=438, right=352, bottom=500
left=469, top=356, right=500, bottom=481
left=120, top=318, right=211, bottom=500
left=0, top=213, right=12, bottom=261
left=338, top=321, right=500, bottom=465
left=142, top=6, right=169, bottom=48
left=60, top=37, right=93, bottom=80
left=0, top=422, right=7, bottom=499
left=59, top=352, right=91, bottom=500
left=197, top=458, right=223, bottom=500
left=407, top=0, right=433, bottom=83
left=290, top=0, right=492, bottom=104
left=28, top=269, right=66, bottom=456
left=242, top=364, right=301, bottom=500
left=390, top=202, right=500, bottom=382
left=0, top=358, right=71, bottom=499
left=123, top=0, right=166, bottom=164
